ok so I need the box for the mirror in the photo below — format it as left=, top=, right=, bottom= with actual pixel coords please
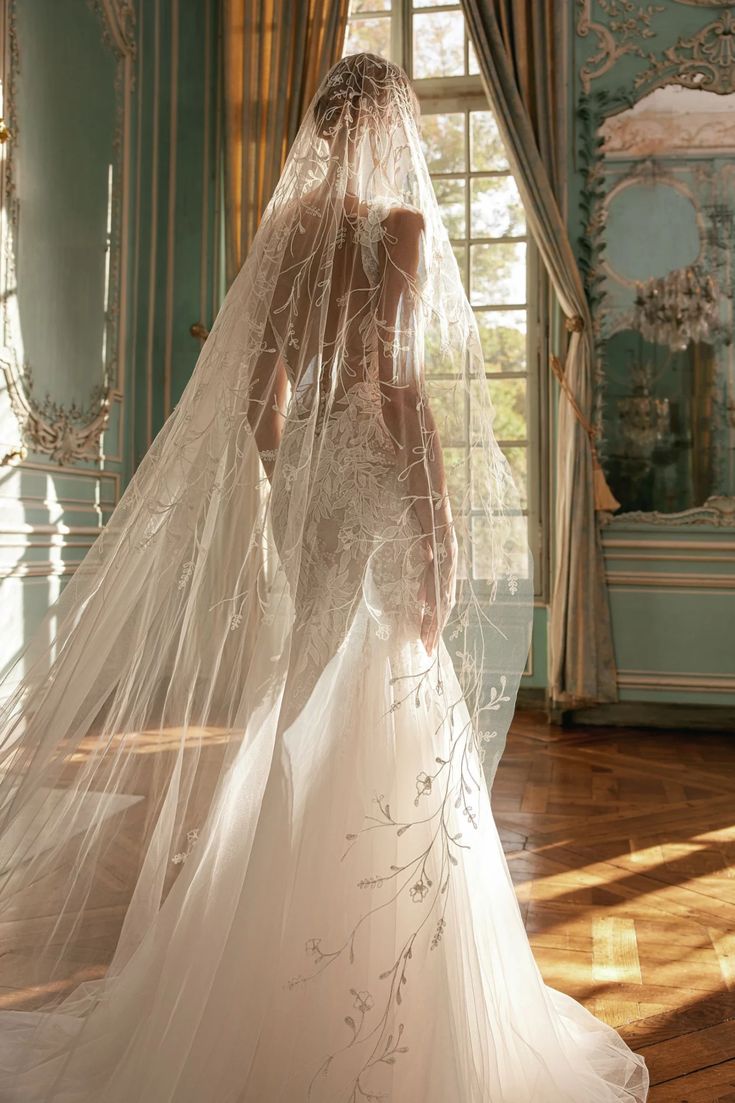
left=0, top=0, right=134, bottom=464
left=596, top=84, right=735, bottom=515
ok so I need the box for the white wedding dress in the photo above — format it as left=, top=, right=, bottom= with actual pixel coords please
left=0, top=53, right=648, bottom=1102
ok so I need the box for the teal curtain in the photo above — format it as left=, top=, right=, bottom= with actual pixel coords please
left=461, top=0, right=618, bottom=707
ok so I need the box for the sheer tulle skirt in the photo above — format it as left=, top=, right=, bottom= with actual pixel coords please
left=1, top=605, right=647, bottom=1101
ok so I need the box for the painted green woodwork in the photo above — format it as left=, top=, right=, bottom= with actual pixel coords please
left=0, top=0, right=219, bottom=678
left=130, top=0, right=220, bottom=470
left=14, top=0, right=117, bottom=412
left=571, top=0, right=735, bottom=709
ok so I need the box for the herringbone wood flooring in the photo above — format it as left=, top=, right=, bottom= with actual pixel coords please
left=494, top=711, right=735, bottom=1102
left=1, top=711, right=733, bottom=1099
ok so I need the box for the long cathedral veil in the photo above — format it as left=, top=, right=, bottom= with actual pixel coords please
left=0, top=53, right=534, bottom=1099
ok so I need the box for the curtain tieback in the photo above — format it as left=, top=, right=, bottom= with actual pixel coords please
left=550, top=353, right=620, bottom=513
left=564, top=314, right=585, bottom=334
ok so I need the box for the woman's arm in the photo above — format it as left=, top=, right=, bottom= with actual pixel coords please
left=246, top=318, right=289, bottom=482
left=376, top=207, right=458, bottom=656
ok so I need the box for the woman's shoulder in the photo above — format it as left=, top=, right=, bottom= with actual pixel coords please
left=371, top=196, right=425, bottom=239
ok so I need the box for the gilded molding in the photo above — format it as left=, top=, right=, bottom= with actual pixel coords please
left=1, top=0, right=135, bottom=465
left=634, top=10, right=735, bottom=95
left=576, top=0, right=664, bottom=93
left=599, top=495, right=735, bottom=528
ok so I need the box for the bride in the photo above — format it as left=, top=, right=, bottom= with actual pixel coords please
left=0, top=53, right=647, bottom=1102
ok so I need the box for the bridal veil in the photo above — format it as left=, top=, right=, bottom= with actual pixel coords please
left=0, top=52, right=561, bottom=1101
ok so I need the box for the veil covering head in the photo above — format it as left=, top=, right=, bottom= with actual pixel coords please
left=0, top=52, right=533, bottom=1097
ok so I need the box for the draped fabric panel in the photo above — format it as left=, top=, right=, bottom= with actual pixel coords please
left=223, top=0, right=350, bottom=284
left=220, top=0, right=349, bottom=638
left=460, top=0, right=618, bottom=706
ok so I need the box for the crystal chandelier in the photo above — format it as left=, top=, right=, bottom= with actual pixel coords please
left=633, top=265, right=718, bottom=351
left=617, top=360, right=672, bottom=468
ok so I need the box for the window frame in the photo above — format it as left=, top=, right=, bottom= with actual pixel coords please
left=343, top=0, right=548, bottom=602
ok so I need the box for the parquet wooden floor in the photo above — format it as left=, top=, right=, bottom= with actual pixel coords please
left=494, top=711, right=735, bottom=1102
left=1, top=711, right=733, bottom=1100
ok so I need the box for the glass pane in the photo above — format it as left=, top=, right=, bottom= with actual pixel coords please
left=432, top=176, right=466, bottom=238
left=471, top=445, right=528, bottom=509
left=420, top=113, right=465, bottom=173
left=471, top=515, right=530, bottom=581
left=414, top=0, right=460, bottom=7
left=470, top=242, right=526, bottom=306
left=425, top=323, right=453, bottom=376
left=454, top=520, right=470, bottom=581
left=444, top=446, right=469, bottom=511
left=430, top=380, right=466, bottom=444
left=413, top=10, right=465, bottom=78
left=468, top=36, right=480, bottom=76
left=471, top=176, right=526, bottom=238
left=483, top=377, right=527, bottom=440
left=451, top=243, right=467, bottom=291
left=474, top=310, right=527, bottom=372
left=470, top=111, right=509, bottom=172
left=344, top=16, right=392, bottom=57
left=350, top=0, right=391, bottom=11
left=502, top=446, right=528, bottom=506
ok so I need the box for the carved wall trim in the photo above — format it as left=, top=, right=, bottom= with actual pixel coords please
left=671, top=0, right=734, bottom=9
left=576, top=0, right=664, bottom=93
left=634, top=10, right=735, bottom=96
left=601, top=169, right=704, bottom=291
left=599, top=495, right=735, bottom=528
left=0, top=0, right=136, bottom=465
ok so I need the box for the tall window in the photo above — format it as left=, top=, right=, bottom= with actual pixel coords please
left=344, top=1, right=544, bottom=596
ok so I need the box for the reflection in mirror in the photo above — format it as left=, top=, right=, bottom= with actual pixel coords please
left=597, top=84, right=735, bottom=514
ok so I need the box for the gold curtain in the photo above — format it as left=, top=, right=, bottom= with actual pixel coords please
left=461, top=0, right=619, bottom=707
left=492, top=0, right=559, bottom=192
left=223, top=0, right=349, bottom=284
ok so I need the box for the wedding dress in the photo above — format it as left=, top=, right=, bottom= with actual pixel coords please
left=0, top=53, right=647, bottom=1102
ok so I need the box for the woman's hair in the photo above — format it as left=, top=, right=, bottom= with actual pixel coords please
left=313, top=52, right=420, bottom=140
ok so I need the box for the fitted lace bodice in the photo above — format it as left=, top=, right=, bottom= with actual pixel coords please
left=270, top=197, right=425, bottom=725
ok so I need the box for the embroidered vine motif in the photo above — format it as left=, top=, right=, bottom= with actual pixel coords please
left=171, top=828, right=199, bottom=865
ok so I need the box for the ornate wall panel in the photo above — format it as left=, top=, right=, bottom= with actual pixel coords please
left=0, top=0, right=135, bottom=465
left=571, top=0, right=735, bottom=711
left=0, top=0, right=220, bottom=687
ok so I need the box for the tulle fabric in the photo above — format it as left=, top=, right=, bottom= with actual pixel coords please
left=1, top=620, right=648, bottom=1102
left=0, top=52, right=647, bottom=1101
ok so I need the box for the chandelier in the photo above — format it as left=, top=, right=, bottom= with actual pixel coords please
left=633, top=265, right=718, bottom=351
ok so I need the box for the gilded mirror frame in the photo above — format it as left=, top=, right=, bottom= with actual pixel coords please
left=0, top=0, right=135, bottom=466
left=576, top=4, right=735, bottom=527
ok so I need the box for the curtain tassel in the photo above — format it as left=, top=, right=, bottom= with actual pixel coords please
left=590, top=442, right=621, bottom=513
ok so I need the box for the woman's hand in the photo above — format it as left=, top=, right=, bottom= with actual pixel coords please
left=419, top=526, right=458, bottom=658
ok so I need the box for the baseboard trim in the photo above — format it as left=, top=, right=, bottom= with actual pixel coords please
left=514, top=689, right=735, bottom=732
left=565, top=700, right=735, bottom=733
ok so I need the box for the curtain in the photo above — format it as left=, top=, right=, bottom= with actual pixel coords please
left=222, top=0, right=350, bottom=284
left=220, top=0, right=348, bottom=670
left=461, top=0, right=618, bottom=706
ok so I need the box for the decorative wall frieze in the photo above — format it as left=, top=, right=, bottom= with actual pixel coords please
left=604, top=111, right=735, bottom=155
left=1, top=352, right=111, bottom=465
left=634, top=10, right=735, bottom=95
left=576, top=0, right=665, bottom=93
left=671, top=0, right=734, bottom=8
left=88, top=0, right=136, bottom=60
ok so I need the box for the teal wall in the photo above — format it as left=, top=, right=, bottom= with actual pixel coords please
left=569, top=0, right=735, bottom=710
left=0, top=1, right=220, bottom=682
left=130, top=0, right=221, bottom=468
